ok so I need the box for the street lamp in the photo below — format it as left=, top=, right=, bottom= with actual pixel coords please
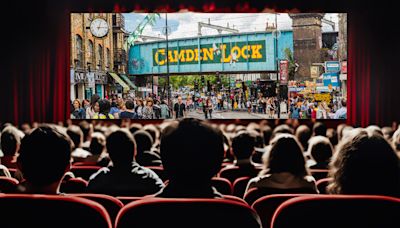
left=274, top=13, right=281, bottom=119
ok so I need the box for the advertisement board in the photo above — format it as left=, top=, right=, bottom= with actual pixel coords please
left=129, top=31, right=293, bottom=75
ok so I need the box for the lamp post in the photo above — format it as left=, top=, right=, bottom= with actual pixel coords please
left=165, top=13, right=171, bottom=108
left=274, top=13, right=281, bottom=119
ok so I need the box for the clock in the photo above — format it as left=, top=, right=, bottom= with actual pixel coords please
left=90, top=18, right=109, bottom=38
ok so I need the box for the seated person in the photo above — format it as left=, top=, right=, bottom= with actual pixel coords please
left=132, top=130, right=162, bottom=166
left=16, top=125, right=72, bottom=194
left=87, top=132, right=110, bottom=166
left=307, top=136, right=334, bottom=169
left=87, top=129, right=164, bottom=196
left=0, top=125, right=22, bottom=169
left=221, top=131, right=260, bottom=182
left=328, top=130, right=400, bottom=197
left=295, top=125, right=312, bottom=153
left=155, top=118, right=225, bottom=198
left=246, top=133, right=317, bottom=194
left=67, top=125, right=92, bottom=163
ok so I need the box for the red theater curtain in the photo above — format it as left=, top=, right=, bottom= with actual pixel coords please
left=1, top=0, right=398, bottom=127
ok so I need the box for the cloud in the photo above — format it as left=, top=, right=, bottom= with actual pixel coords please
left=124, top=13, right=341, bottom=39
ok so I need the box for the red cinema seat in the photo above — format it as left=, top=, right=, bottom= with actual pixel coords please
left=71, top=165, right=102, bottom=180
left=71, top=194, right=123, bottom=225
left=316, top=177, right=332, bottom=194
left=219, top=166, right=261, bottom=183
left=117, top=196, right=145, bottom=205
left=0, top=176, right=19, bottom=193
left=232, top=176, right=251, bottom=198
left=115, top=198, right=261, bottom=228
left=252, top=194, right=318, bottom=228
left=244, top=187, right=317, bottom=206
left=211, top=177, right=232, bottom=195
left=60, top=177, right=88, bottom=193
left=271, top=195, right=400, bottom=228
left=0, top=194, right=112, bottom=228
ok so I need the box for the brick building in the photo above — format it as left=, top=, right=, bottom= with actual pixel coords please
left=70, top=13, right=131, bottom=102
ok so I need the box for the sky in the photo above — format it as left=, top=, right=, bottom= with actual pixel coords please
left=123, top=13, right=340, bottom=40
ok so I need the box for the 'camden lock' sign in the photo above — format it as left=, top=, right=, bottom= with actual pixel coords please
left=152, top=40, right=266, bottom=66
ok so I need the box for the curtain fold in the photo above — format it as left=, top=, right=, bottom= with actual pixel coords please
left=1, top=1, right=398, bottom=127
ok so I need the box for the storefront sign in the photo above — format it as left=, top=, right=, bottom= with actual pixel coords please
left=323, top=72, right=340, bottom=87
left=153, top=40, right=266, bottom=66
left=87, top=72, right=95, bottom=88
left=325, top=61, right=340, bottom=73
left=310, top=65, right=320, bottom=78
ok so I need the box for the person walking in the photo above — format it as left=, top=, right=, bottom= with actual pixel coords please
left=142, top=98, right=154, bottom=119
left=174, top=96, right=186, bottom=119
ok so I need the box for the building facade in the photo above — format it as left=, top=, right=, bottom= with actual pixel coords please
left=70, top=13, right=131, bottom=102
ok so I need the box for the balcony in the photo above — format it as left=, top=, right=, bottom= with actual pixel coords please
left=112, top=14, right=125, bottom=32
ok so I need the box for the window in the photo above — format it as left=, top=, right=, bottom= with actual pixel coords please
left=106, top=48, right=110, bottom=68
left=88, top=40, right=94, bottom=65
left=75, top=35, right=83, bottom=68
left=98, top=44, right=103, bottom=69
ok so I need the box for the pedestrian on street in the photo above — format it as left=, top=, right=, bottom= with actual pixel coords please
left=86, top=94, right=100, bottom=119
left=135, top=99, right=144, bottom=119
left=142, top=98, right=154, bottom=119
left=174, top=96, right=186, bottom=119
left=71, top=99, right=86, bottom=119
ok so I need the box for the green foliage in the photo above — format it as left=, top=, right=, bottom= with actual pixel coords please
left=284, top=48, right=296, bottom=80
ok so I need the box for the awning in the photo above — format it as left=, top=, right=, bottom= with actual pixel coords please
left=108, top=73, right=130, bottom=93
left=120, top=74, right=137, bottom=90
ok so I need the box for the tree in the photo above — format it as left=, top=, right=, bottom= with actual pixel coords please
left=284, top=48, right=296, bottom=80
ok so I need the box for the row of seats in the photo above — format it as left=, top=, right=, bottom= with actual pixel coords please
left=0, top=175, right=332, bottom=199
left=1, top=193, right=399, bottom=228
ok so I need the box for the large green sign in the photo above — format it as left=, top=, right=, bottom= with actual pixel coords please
left=152, top=40, right=266, bottom=66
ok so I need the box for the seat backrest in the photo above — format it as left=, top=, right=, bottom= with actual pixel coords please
left=252, top=194, right=318, bottom=228
left=0, top=194, right=112, bottom=228
left=117, top=196, right=144, bottom=205
left=232, top=176, right=251, bottom=197
left=71, top=166, right=102, bottom=180
left=116, top=198, right=261, bottom=228
left=60, top=177, right=88, bottom=193
left=271, top=195, right=400, bottom=228
left=316, top=177, right=332, bottom=194
left=244, top=187, right=317, bottom=205
left=0, top=176, right=19, bottom=193
left=219, top=166, right=260, bottom=183
left=211, top=177, right=232, bottom=195
left=71, top=193, right=124, bottom=225
left=310, top=169, right=329, bottom=181
left=144, top=166, right=167, bottom=181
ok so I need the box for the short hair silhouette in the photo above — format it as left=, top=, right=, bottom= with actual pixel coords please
left=67, top=125, right=83, bottom=149
left=271, top=124, right=294, bottom=140
left=295, top=125, right=311, bottom=151
left=133, top=130, right=153, bottom=153
left=89, top=132, right=106, bottom=155
left=1, top=126, right=21, bottom=156
left=313, top=122, right=327, bottom=137
left=17, top=125, right=72, bottom=186
left=308, top=136, right=333, bottom=164
left=262, top=134, right=308, bottom=176
left=106, top=129, right=136, bottom=167
left=231, top=131, right=255, bottom=160
left=160, top=118, right=224, bottom=183
left=262, top=125, right=272, bottom=145
left=328, top=131, right=400, bottom=197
